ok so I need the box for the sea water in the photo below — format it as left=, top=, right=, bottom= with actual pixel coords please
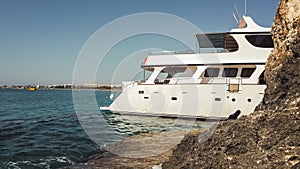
left=0, top=89, right=213, bottom=169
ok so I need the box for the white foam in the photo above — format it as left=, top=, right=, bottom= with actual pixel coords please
left=4, top=156, right=74, bottom=169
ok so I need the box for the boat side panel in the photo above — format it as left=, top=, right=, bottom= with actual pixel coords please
left=109, top=83, right=266, bottom=119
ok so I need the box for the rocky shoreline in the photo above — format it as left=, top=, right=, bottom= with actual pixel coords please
left=162, top=0, right=300, bottom=168
left=162, top=111, right=299, bottom=168
left=66, top=0, right=299, bottom=168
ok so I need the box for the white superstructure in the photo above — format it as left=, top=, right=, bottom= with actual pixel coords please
left=101, top=16, right=273, bottom=120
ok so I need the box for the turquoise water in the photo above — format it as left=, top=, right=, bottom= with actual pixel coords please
left=0, top=89, right=211, bottom=169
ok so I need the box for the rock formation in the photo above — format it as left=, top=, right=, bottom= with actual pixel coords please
left=162, top=0, right=300, bottom=168
left=259, top=0, right=300, bottom=112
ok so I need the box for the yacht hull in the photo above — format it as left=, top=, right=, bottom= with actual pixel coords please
left=104, top=83, right=266, bottom=119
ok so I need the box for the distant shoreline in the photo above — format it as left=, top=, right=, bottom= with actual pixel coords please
left=0, top=83, right=122, bottom=92
left=0, top=87, right=122, bottom=92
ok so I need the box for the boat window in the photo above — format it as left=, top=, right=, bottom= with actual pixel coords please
left=173, top=66, right=197, bottom=78
left=259, top=71, right=266, bottom=84
left=222, top=68, right=238, bottom=77
left=155, top=71, right=169, bottom=84
left=196, top=33, right=239, bottom=53
left=204, top=68, right=220, bottom=77
left=155, top=66, right=198, bottom=84
left=241, top=68, right=256, bottom=78
left=143, top=70, right=153, bottom=81
left=245, top=35, right=274, bottom=48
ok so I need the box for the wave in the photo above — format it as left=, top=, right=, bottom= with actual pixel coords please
left=1, top=156, right=75, bottom=169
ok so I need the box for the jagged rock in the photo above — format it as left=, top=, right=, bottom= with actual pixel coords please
left=162, top=111, right=300, bottom=169
left=258, top=0, right=300, bottom=111
left=162, top=0, right=300, bottom=168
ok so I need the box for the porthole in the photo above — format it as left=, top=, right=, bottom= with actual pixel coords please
left=232, top=98, right=236, bottom=102
left=215, top=98, right=221, bottom=101
left=171, top=97, right=177, bottom=101
left=248, top=98, right=252, bottom=102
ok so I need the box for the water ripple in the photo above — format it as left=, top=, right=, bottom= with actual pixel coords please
left=0, top=89, right=211, bottom=168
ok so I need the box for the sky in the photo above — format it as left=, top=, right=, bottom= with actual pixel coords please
left=0, top=0, right=280, bottom=85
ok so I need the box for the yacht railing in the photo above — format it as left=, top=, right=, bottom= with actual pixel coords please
left=149, top=48, right=229, bottom=55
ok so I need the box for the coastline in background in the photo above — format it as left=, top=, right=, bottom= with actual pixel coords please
left=0, top=83, right=122, bottom=91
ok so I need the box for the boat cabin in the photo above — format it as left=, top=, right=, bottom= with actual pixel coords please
left=142, top=64, right=266, bottom=86
left=140, top=16, right=273, bottom=87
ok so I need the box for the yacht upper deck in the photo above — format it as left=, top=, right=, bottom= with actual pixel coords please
left=141, top=16, right=273, bottom=67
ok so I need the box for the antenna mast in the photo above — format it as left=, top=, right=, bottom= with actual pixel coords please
left=234, top=5, right=241, bottom=19
left=233, top=13, right=238, bottom=24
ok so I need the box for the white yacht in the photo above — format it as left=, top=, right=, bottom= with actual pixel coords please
left=101, top=16, right=273, bottom=120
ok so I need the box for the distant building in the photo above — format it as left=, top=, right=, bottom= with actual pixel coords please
left=83, top=83, right=99, bottom=88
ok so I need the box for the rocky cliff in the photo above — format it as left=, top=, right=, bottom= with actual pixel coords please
left=162, top=0, right=300, bottom=168
left=258, top=0, right=300, bottom=112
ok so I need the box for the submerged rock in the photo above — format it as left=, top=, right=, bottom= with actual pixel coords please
left=163, top=0, right=300, bottom=168
left=64, top=131, right=188, bottom=169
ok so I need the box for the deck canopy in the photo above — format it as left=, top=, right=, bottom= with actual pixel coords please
left=195, top=33, right=239, bottom=52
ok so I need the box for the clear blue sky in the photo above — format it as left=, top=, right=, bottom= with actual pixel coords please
left=0, top=0, right=279, bottom=85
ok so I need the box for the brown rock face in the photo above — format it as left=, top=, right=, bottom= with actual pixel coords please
left=259, top=0, right=300, bottom=111
left=163, top=0, right=300, bottom=168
